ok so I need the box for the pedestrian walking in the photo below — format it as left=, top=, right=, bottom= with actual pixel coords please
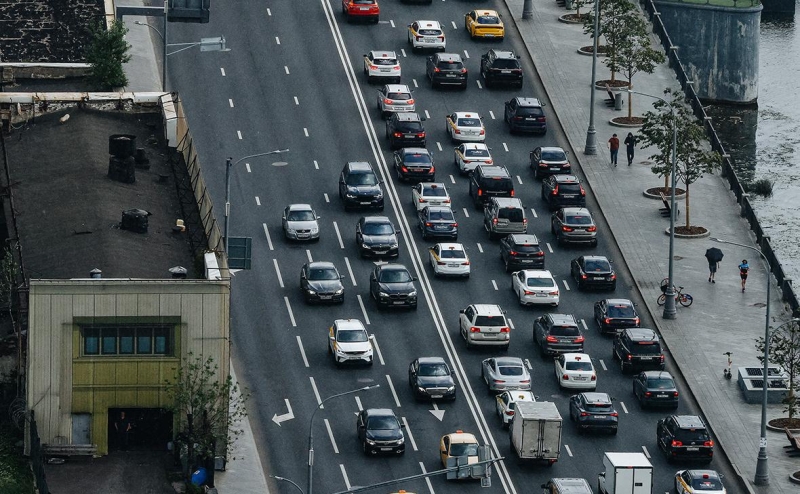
left=608, top=133, right=619, bottom=166
left=115, top=411, right=132, bottom=450
left=738, top=259, right=750, bottom=292
left=624, top=132, right=636, bottom=166
left=705, top=247, right=724, bottom=283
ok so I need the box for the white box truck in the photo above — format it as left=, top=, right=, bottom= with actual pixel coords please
left=509, top=401, right=562, bottom=464
left=597, top=452, right=653, bottom=494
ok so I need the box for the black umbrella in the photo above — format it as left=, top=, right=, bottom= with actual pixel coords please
left=705, top=247, right=724, bottom=263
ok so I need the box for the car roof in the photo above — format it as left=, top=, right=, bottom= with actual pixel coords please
left=561, top=207, right=592, bottom=216
left=476, top=165, right=510, bottom=177
left=364, top=408, right=396, bottom=417
left=642, top=370, right=674, bottom=380
left=491, top=197, right=523, bottom=207
left=384, top=84, right=412, bottom=92
left=421, top=182, right=446, bottom=190
left=489, top=49, right=516, bottom=59
left=625, top=327, right=659, bottom=340
left=520, top=269, right=554, bottom=279
left=362, top=215, right=392, bottom=224
left=581, top=255, right=610, bottom=262
left=401, top=147, right=430, bottom=155
left=605, top=298, right=633, bottom=305
left=307, top=261, right=336, bottom=270
left=346, top=161, right=374, bottom=172
left=460, top=142, right=489, bottom=150
left=553, top=174, right=579, bottom=183
left=580, top=392, right=612, bottom=403
left=540, top=146, right=565, bottom=153
left=513, top=97, right=543, bottom=107
left=424, top=206, right=454, bottom=213
left=503, top=390, right=536, bottom=402
left=471, top=304, right=504, bottom=315
left=475, top=9, right=500, bottom=16
left=562, top=353, right=591, bottom=362
left=445, top=431, right=478, bottom=444
left=334, top=319, right=366, bottom=330
left=493, top=356, right=524, bottom=366
left=454, top=111, right=482, bottom=119
left=436, top=53, right=463, bottom=62
left=435, top=242, right=466, bottom=252
left=369, top=50, right=397, bottom=59
left=509, top=234, right=539, bottom=244
left=684, top=470, right=722, bottom=480
left=394, top=112, right=422, bottom=122
left=548, top=313, right=578, bottom=324
left=287, top=203, right=313, bottom=211
left=417, top=356, right=448, bottom=365
left=380, top=263, right=410, bottom=272
left=673, top=415, right=707, bottom=429
left=413, top=20, right=442, bottom=29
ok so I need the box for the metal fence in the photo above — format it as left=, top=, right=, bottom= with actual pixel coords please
left=639, top=0, right=798, bottom=315
left=28, top=410, right=49, bottom=494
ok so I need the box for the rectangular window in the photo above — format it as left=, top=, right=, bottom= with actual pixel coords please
left=137, top=329, right=152, bottom=354
left=119, top=328, right=135, bottom=355
left=84, top=328, right=99, bottom=355
left=101, top=328, right=117, bottom=355
left=81, top=325, right=174, bottom=357
left=153, top=327, right=170, bottom=355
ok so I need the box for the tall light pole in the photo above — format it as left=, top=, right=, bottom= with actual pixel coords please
left=224, top=149, right=289, bottom=253
left=626, top=89, right=678, bottom=319
left=308, top=385, right=380, bottom=494
left=134, top=18, right=166, bottom=91
left=711, top=237, right=771, bottom=485
left=584, top=0, right=601, bottom=155
left=271, top=475, right=305, bottom=494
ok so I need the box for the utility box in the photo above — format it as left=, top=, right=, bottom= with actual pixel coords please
left=168, top=0, right=211, bottom=23
left=509, top=401, right=562, bottom=464
left=614, top=92, right=624, bottom=111
left=597, top=452, right=653, bottom=494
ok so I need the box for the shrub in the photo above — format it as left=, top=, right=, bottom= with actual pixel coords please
left=85, top=19, right=132, bottom=90
left=746, top=178, right=774, bottom=198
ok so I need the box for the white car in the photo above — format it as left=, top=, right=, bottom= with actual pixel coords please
left=282, top=204, right=320, bottom=241
left=446, top=112, right=486, bottom=143
left=408, top=20, right=446, bottom=51
left=328, top=319, right=374, bottom=366
left=429, top=243, right=470, bottom=277
left=364, top=50, right=401, bottom=84
left=412, top=182, right=451, bottom=211
left=454, top=143, right=493, bottom=174
left=377, top=84, right=415, bottom=117
left=511, top=270, right=559, bottom=307
left=495, top=390, right=537, bottom=428
left=675, top=470, right=727, bottom=494
left=555, top=353, right=597, bottom=390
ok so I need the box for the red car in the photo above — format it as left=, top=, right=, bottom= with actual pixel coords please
left=342, top=0, right=379, bottom=23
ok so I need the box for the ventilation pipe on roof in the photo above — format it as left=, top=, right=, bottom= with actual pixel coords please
left=89, top=268, right=102, bottom=279
left=169, top=266, right=188, bottom=279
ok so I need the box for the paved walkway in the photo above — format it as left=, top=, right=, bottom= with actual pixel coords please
left=502, top=0, right=797, bottom=492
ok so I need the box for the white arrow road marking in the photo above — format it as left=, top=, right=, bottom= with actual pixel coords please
left=373, top=260, right=389, bottom=266
left=450, top=174, right=456, bottom=184
left=430, top=401, right=445, bottom=421
left=424, top=109, right=430, bottom=119
left=340, top=464, right=351, bottom=490
left=419, top=462, right=436, bottom=494
left=296, top=336, right=309, bottom=368
left=386, top=374, right=401, bottom=407
left=271, top=399, right=294, bottom=426
left=516, top=175, right=523, bottom=185
left=402, top=417, right=418, bottom=451
left=324, top=418, right=339, bottom=453
left=401, top=48, right=407, bottom=57
left=310, top=376, right=323, bottom=408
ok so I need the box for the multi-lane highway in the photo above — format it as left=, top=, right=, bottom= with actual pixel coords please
left=168, top=1, right=735, bottom=493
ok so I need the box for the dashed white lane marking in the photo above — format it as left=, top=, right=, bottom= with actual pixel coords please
left=401, top=48, right=407, bottom=57
left=333, top=221, right=344, bottom=249
left=476, top=80, right=482, bottom=89
left=621, top=401, right=629, bottom=414
left=314, top=160, right=320, bottom=170
left=246, top=163, right=251, bottom=173
left=419, top=462, right=435, bottom=494
left=273, top=259, right=284, bottom=288
left=275, top=36, right=280, bottom=45
left=502, top=142, right=509, bottom=152
left=339, top=464, right=351, bottom=490
left=463, top=50, right=469, bottom=59
left=324, top=419, right=339, bottom=453
left=449, top=174, right=456, bottom=184
left=546, top=242, right=554, bottom=253
left=372, top=335, right=385, bottom=365
left=324, top=193, right=329, bottom=202
left=310, top=376, right=323, bottom=407
left=524, top=358, right=532, bottom=370
left=413, top=79, right=418, bottom=88
left=424, top=109, right=430, bottom=119
left=531, top=208, right=538, bottom=218
left=565, top=444, right=574, bottom=457
left=477, top=243, right=483, bottom=253
left=386, top=374, right=401, bottom=407
left=284, top=297, right=296, bottom=327
left=451, top=20, right=457, bottom=29
left=220, top=67, right=226, bottom=76
left=462, top=208, right=469, bottom=218
left=402, top=417, right=418, bottom=451
left=562, top=279, right=570, bottom=291
left=436, top=141, right=442, bottom=152
left=296, top=336, right=309, bottom=368
left=599, top=359, right=608, bottom=371
left=357, top=294, right=371, bottom=325
left=390, top=19, right=395, bottom=28
left=294, top=96, right=299, bottom=105
left=580, top=319, right=588, bottom=330
left=489, top=110, right=496, bottom=119
left=255, top=196, right=261, bottom=206
left=263, top=223, right=274, bottom=250
left=508, top=318, right=515, bottom=330
left=344, top=257, right=357, bottom=286
left=306, top=250, right=313, bottom=263
left=267, top=7, right=271, bottom=15
left=237, top=130, right=243, bottom=140
left=304, top=128, right=309, bottom=137
left=516, top=175, right=523, bottom=185
left=491, top=280, right=498, bottom=291
left=355, top=396, right=363, bottom=411
left=284, top=66, right=290, bottom=75
left=229, top=99, right=234, bottom=107
left=642, top=445, right=651, bottom=458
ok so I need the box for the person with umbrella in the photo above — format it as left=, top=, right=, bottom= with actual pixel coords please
left=705, top=247, right=724, bottom=283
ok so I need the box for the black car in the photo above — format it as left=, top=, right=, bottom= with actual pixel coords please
left=541, top=174, right=586, bottom=210
left=500, top=233, right=545, bottom=272
left=418, top=206, right=458, bottom=241
left=300, top=262, right=345, bottom=304
left=356, top=408, right=405, bottom=455
left=571, top=255, right=616, bottom=291
left=356, top=216, right=399, bottom=258
left=386, top=112, right=426, bottom=149
left=394, top=147, right=435, bottom=182
left=339, top=161, right=384, bottom=211
left=533, top=313, right=584, bottom=357
left=480, top=49, right=523, bottom=88
left=633, top=371, right=679, bottom=409
left=369, top=264, right=418, bottom=309
left=426, top=52, right=468, bottom=89
left=568, top=392, right=618, bottom=434
left=613, top=328, right=666, bottom=373
left=504, top=97, right=547, bottom=134
left=468, top=165, right=515, bottom=209
left=530, top=146, right=571, bottom=179
left=657, top=415, right=714, bottom=463
left=409, top=357, right=457, bottom=401
left=593, top=298, right=640, bottom=334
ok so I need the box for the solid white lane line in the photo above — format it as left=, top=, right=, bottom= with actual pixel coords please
left=275, top=36, right=280, bottom=45
left=357, top=295, right=371, bottom=324
left=339, top=464, right=351, bottom=490
left=255, top=196, right=261, bottom=206
left=546, top=242, right=553, bottom=253
left=600, top=359, right=608, bottom=371
left=530, top=207, right=538, bottom=218
left=294, top=96, right=299, bottom=105
left=450, top=174, right=456, bottom=184
left=491, top=280, right=498, bottom=291
left=355, top=396, right=363, bottom=411
left=564, top=444, right=573, bottom=457
left=642, top=445, right=651, bottom=458
left=477, top=243, right=483, bottom=253
left=229, top=99, right=234, bottom=107
left=310, top=376, right=323, bottom=407
left=502, top=142, right=509, bottom=152
left=386, top=374, right=401, bottom=407
left=314, top=160, right=320, bottom=169
left=284, top=297, right=296, bottom=327
left=304, top=128, right=309, bottom=137
left=324, top=419, right=339, bottom=453
left=345, top=257, right=357, bottom=286
left=580, top=319, right=588, bottom=330
left=451, top=20, right=457, bottom=29
left=462, top=208, right=469, bottom=218
left=333, top=221, right=345, bottom=249
left=424, top=109, right=430, bottom=119
left=220, top=67, right=226, bottom=76
left=237, top=130, right=243, bottom=140
left=284, top=66, right=289, bottom=75
left=419, top=462, right=436, bottom=494
left=324, top=193, right=329, bottom=202
left=307, top=250, right=313, bottom=263
left=273, top=259, right=284, bottom=288
left=621, top=401, right=629, bottom=414
left=263, top=223, right=274, bottom=250
left=401, top=417, right=417, bottom=451
left=489, top=110, right=496, bottom=119
left=296, top=336, right=309, bottom=368
left=372, top=335, right=385, bottom=365
left=516, top=175, right=523, bottom=185
left=562, top=279, right=570, bottom=291
left=508, top=318, right=515, bottom=330
left=436, top=141, right=442, bottom=152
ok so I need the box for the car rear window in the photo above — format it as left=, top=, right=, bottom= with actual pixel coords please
left=404, top=153, right=432, bottom=164
left=423, top=187, right=447, bottom=197
left=512, top=243, right=541, bottom=253
left=541, top=150, right=566, bottom=161
left=585, top=403, right=613, bottom=412
left=646, top=378, right=675, bottom=389
left=475, top=315, right=506, bottom=326
left=565, top=361, right=593, bottom=371
left=516, top=107, right=544, bottom=118
left=478, top=15, right=500, bottom=24
left=690, top=477, right=723, bottom=491
left=465, top=148, right=490, bottom=158
left=491, top=59, right=519, bottom=69
left=584, top=259, right=611, bottom=271
left=498, top=365, right=524, bottom=376
left=397, top=122, right=423, bottom=132
left=450, top=443, right=479, bottom=456
left=565, top=214, right=593, bottom=225
left=419, top=29, right=442, bottom=36
left=353, top=0, right=375, bottom=4
left=608, top=305, right=635, bottom=317
left=558, top=183, right=582, bottom=194
left=676, top=429, right=710, bottom=442
left=438, top=61, right=464, bottom=70
left=388, top=92, right=413, bottom=101
left=633, top=341, right=662, bottom=354
left=482, top=178, right=514, bottom=192
left=498, top=208, right=524, bottom=221
left=374, top=58, right=397, bottom=65
left=457, top=118, right=481, bottom=127
left=428, top=210, right=454, bottom=221
left=526, top=277, right=555, bottom=288
left=550, top=325, right=580, bottom=336
left=440, top=249, right=465, bottom=259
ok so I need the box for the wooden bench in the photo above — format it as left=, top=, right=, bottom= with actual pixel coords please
left=784, top=428, right=800, bottom=457
left=659, top=192, right=679, bottom=218
left=42, top=443, right=98, bottom=458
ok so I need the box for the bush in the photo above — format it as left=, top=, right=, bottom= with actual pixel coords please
left=745, top=178, right=774, bottom=198
left=85, top=19, right=132, bottom=90
left=0, top=423, right=33, bottom=494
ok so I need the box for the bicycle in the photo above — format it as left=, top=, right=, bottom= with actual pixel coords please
left=657, top=285, right=693, bottom=307
left=723, top=352, right=733, bottom=379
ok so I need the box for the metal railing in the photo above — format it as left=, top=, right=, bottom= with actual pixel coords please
left=28, top=410, right=49, bottom=494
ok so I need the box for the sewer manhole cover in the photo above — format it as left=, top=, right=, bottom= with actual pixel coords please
left=271, top=161, right=289, bottom=167
left=752, top=302, right=767, bottom=308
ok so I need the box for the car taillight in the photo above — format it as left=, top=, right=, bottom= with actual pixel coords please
left=581, top=274, right=587, bottom=279
left=580, top=185, right=586, bottom=196
left=486, top=159, right=493, bottom=164
left=538, top=162, right=547, bottom=168
left=394, top=132, right=403, bottom=138
left=587, top=226, right=597, bottom=232
left=470, top=327, right=480, bottom=333
left=626, top=354, right=632, bottom=361
left=494, top=379, right=505, bottom=384
left=660, top=355, right=666, bottom=363
left=428, top=167, right=435, bottom=174
left=672, top=440, right=683, bottom=447
left=535, top=251, right=544, bottom=257
left=704, top=440, right=714, bottom=447
left=591, top=374, right=596, bottom=381
left=418, top=198, right=425, bottom=203
left=451, top=223, right=458, bottom=227
left=425, top=222, right=432, bottom=227
left=546, top=336, right=558, bottom=343
left=454, top=129, right=461, bottom=134
left=512, top=69, right=522, bottom=73
left=673, top=391, right=679, bottom=397
left=505, top=410, right=514, bottom=416
left=477, top=189, right=483, bottom=196
left=369, top=64, right=378, bottom=70
left=539, top=117, right=546, bottom=122
left=407, top=99, right=415, bottom=105
left=510, top=190, right=515, bottom=197
left=437, top=261, right=446, bottom=266
left=520, top=379, right=530, bottom=384
left=509, top=250, right=518, bottom=256
left=460, top=68, right=467, bottom=74
left=434, top=67, right=441, bottom=73
left=462, top=261, right=470, bottom=265
left=401, top=166, right=408, bottom=172
left=383, top=98, right=392, bottom=104
left=580, top=412, right=588, bottom=417
left=500, top=327, right=510, bottom=333
left=415, top=36, right=422, bottom=41
left=523, top=218, right=528, bottom=225
left=645, top=391, right=652, bottom=397
left=604, top=318, right=612, bottom=324
left=552, top=185, right=559, bottom=195
left=574, top=335, right=584, bottom=343
left=393, top=65, right=400, bottom=70
left=549, top=290, right=559, bottom=296
left=562, top=225, right=573, bottom=232
left=562, top=374, right=569, bottom=381
left=610, top=412, right=618, bottom=417
left=417, top=132, right=426, bottom=138
left=611, top=273, right=617, bottom=280
left=634, top=317, right=640, bottom=324
left=438, top=36, right=445, bottom=41
left=492, top=218, right=498, bottom=225
left=444, top=198, right=451, bottom=203
left=523, top=290, right=534, bottom=295
left=479, top=129, right=485, bottom=135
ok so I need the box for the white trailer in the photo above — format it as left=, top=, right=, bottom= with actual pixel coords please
left=597, top=452, right=653, bottom=494
left=509, top=401, right=562, bottom=464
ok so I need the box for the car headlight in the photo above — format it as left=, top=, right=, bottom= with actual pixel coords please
left=366, top=439, right=376, bottom=446
left=418, top=386, right=427, bottom=393
left=397, top=436, right=405, bottom=444
left=334, top=288, right=344, bottom=295
left=346, top=193, right=357, bottom=199
left=390, top=242, right=399, bottom=248
left=311, top=227, right=319, bottom=233
left=379, top=291, right=389, bottom=298
left=362, top=243, right=370, bottom=249
left=286, top=228, right=296, bottom=234
left=376, top=191, right=384, bottom=199
left=306, top=289, right=317, bottom=295
left=409, top=290, right=417, bottom=297
left=447, top=386, right=455, bottom=392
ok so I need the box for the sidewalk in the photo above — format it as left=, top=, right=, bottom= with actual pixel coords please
left=502, top=0, right=796, bottom=492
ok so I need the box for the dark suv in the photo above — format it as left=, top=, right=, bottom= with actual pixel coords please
left=530, top=146, right=571, bottom=179
left=613, top=328, right=665, bottom=373
left=480, top=49, right=523, bottom=88
left=541, top=174, right=586, bottom=210
left=339, top=162, right=384, bottom=211
left=386, top=112, right=426, bottom=149
left=468, top=165, right=515, bottom=209
left=357, top=408, right=405, bottom=455
left=394, top=147, right=435, bottom=182
left=657, top=415, right=714, bottom=463
left=426, top=53, right=468, bottom=89
left=533, top=313, right=584, bottom=357
left=500, top=234, right=545, bottom=272
left=504, top=97, right=547, bottom=134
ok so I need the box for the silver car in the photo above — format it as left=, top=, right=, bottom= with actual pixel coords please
left=377, top=84, right=415, bottom=118
left=282, top=204, right=320, bottom=241
left=550, top=207, right=597, bottom=247
left=481, top=356, right=531, bottom=393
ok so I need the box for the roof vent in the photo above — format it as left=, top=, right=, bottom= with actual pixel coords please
left=120, top=209, right=151, bottom=234
left=89, top=268, right=102, bottom=279
left=108, top=135, right=137, bottom=184
left=169, top=266, right=188, bottom=279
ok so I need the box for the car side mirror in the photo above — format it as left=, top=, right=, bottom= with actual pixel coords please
left=516, top=55, right=521, bottom=59
left=340, top=274, right=346, bottom=279
left=451, top=370, right=455, bottom=377
left=316, top=216, right=322, bottom=220
left=599, top=472, right=606, bottom=478
left=401, top=423, right=406, bottom=428
left=379, top=180, right=385, bottom=185
left=534, top=395, right=540, bottom=400
left=329, top=336, right=335, bottom=342
left=542, top=102, right=548, bottom=107
left=395, top=230, right=402, bottom=236
left=412, top=276, right=418, bottom=281
left=368, top=334, right=375, bottom=340
left=459, top=309, right=465, bottom=314
left=420, top=116, right=427, bottom=121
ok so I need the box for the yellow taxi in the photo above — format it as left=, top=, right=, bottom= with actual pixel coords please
left=464, top=10, right=505, bottom=41
left=440, top=430, right=480, bottom=468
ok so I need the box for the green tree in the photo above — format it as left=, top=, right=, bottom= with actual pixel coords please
left=583, top=0, right=636, bottom=82
left=85, top=19, right=132, bottom=89
left=756, top=319, right=800, bottom=420
left=614, top=18, right=666, bottom=118
left=572, top=0, right=594, bottom=18
left=637, top=88, right=722, bottom=228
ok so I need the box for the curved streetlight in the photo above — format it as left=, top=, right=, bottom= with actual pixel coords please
left=134, top=19, right=167, bottom=91
left=224, top=150, right=289, bottom=254
left=308, top=384, right=380, bottom=494
left=711, top=237, right=771, bottom=485
left=271, top=475, right=305, bottom=494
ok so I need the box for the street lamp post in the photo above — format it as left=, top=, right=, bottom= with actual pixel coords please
left=584, top=0, right=601, bottom=155
left=224, top=149, right=289, bottom=253
left=711, top=237, right=771, bottom=485
left=271, top=475, right=305, bottom=494
left=308, top=385, right=380, bottom=494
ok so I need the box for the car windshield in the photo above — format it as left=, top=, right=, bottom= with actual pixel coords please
left=634, top=341, right=662, bottom=354
left=428, top=210, right=454, bottom=221
left=478, top=15, right=500, bottom=24
left=516, top=107, right=544, bottom=118
left=418, top=29, right=442, bottom=36
left=309, top=268, right=339, bottom=280
left=585, top=403, right=613, bottom=413
left=440, top=249, right=465, bottom=259
left=419, top=363, right=450, bottom=376
left=404, top=153, right=432, bottom=164
left=379, top=269, right=412, bottom=283
left=550, top=326, right=579, bottom=336
left=288, top=210, right=315, bottom=221
left=450, top=443, right=479, bottom=457
left=338, top=329, right=368, bottom=342
left=491, top=59, right=518, bottom=69
left=608, top=305, right=635, bottom=317
left=475, top=315, right=506, bottom=326
left=565, top=214, right=593, bottom=225
left=498, top=208, right=524, bottom=221
left=498, top=365, right=524, bottom=376
left=387, top=92, right=412, bottom=101
left=423, top=187, right=448, bottom=197
left=374, top=58, right=397, bottom=65
left=363, top=223, right=394, bottom=235
left=366, top=416, right=399, bottom=430
left=465, top=148, right=490, bottom=158
left=541, top=150, right=567, bottom=161
left=690, top=477, right=724, bottom=491
left=346, top=172, right=379, bottom=186
left=647, top=378, right=675, bottom=389
left=526, top=277, right=554, bottom=288
left=457, top=118, right=481, bottom=127
left=565, top=361, right=593, bottom=371
left=584, top=259, right=610, bottom=271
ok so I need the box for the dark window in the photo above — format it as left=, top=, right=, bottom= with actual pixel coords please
left=584, top=259, right=611, bottom=271
left=418, top=29, right=442, bottom=36
left=475, top=315, right=506, bottom=326
left=565, top=361, right=593, bottom=371
left=565, top=214, right=593, bottom=225
left=632, top=342, right=662, bottom=354
left=101, top=328, right=117, bottom=354
left=541, top=150, right=566, bottom=161
left=419, top=363, right=450, bottom=376
left=137, top=330, right=152, bottom=354
left=119, top=328, right=135, bottom=355
left=676, top=429, right=710, bottom=442
left=549, top=326, right=580, bottom=336
left=498, top=365, right=524, bottom=376
left=526, top=277, right=555, bottom=288
left=608, top=305, right=635, bottom=317
left=440, top=249, right=465, bottom=259
left=396, top=122, right=423, bottom=132
left=437, top=61, right=464, bottom=70
left=558, top=184, right=582, bottom=194
left=482, top=178, right=514, bottom=192
left=585, top=403, right=613, bottom=412
left=80, top=325, right=174, bottom=357
left=387, top=92, right=412, bottom=100
left=515, top=107, right=544, bottom=117
left=477, top=15, right=500, bottom=24
left=646, top=378, right=676, bottom=389
left=403, top=153, right=432, bottom=165
left=374, top=58, right=397, bottom=66
left=465, top=148, right=490, bottom=158
left=498, top=208, right=524, bottom=221
left=423, top=187, right=447, bottom=197
left=428, top=210, right=454, bottom=221
left=457, top=118, right=481, bottom=127
left=363, top=223, right=394, bottom=235
left=84, top=328, right=100, bottom=355
left=512, top=243, right=541, bottom=253
left=491, top=59, right=519, bottom=69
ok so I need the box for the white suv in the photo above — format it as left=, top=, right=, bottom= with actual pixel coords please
left=328, top=319, right=374, bottom=366
left=364, top=50, right=401, bottom=84
left=408, top=20, right=446, bottom=51
left=458, top=304, right=510, bottom=350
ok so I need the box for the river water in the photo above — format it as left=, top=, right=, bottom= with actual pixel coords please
left=710, top=9, right=800, bottom=282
